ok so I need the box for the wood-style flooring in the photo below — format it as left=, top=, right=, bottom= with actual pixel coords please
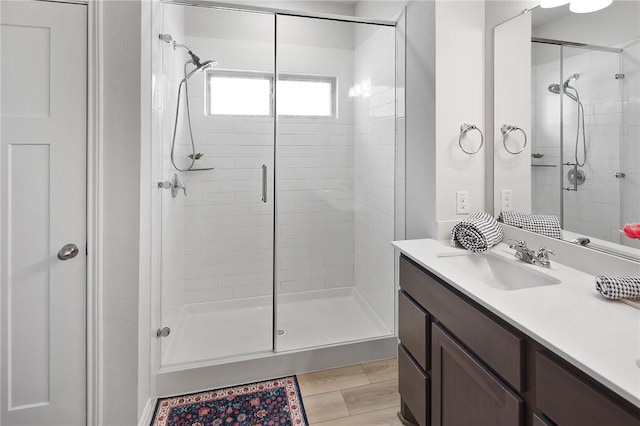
left=297, top=357, right=402, bottom=425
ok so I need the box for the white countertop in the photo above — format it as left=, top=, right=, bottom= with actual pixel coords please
left=392, top=238, right=640, bottom=408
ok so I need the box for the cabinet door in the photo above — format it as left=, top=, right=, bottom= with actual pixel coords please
left=431, top=324, right=523, bottom=426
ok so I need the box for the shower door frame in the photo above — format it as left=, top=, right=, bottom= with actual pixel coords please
left=157, top=0, right=400, bottom=368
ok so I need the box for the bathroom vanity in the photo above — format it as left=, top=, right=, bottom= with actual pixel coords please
left=393, top=239, right=640, bottom=426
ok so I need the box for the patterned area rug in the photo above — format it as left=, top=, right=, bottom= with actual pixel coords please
left=151, top=376, right=308, bottom=426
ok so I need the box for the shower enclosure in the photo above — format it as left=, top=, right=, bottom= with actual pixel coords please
left=151, top=1, right=401, bottom=371
left=530, top=38, right=638, bottom=247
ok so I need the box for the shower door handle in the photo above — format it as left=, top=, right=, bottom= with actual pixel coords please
left=262, top=165, right=267, bottom=203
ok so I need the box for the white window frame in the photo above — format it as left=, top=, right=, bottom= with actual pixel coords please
left=205, top=70, right=337, bottom=118
left=277, top=73, right=337, bottom=118
left=206, top=70, right=274, bottom=117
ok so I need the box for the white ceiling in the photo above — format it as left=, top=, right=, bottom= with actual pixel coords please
left=531, top=4, right=572, bottom=28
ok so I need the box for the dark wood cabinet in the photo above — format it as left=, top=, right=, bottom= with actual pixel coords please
left=397, top=254, right=640, bottom=426
left=431, top=323, right=523, bottom=426
left=399, top=290, right=430, bottom=371
left=535, top=351, right=640, bottom=426
left=532, top=412, right=553, bottom=426
left=399, top=344, right=430, bottom=426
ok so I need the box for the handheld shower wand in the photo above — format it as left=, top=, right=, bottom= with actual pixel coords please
left=563, top=73, right=580, bottom=89
left=159, top=33, right=218, bottom=172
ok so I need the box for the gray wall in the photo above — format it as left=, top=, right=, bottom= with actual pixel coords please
left=484, top=0, right=539, bottom=213
left=405, top=0, right=436, bottom=238
left=102, top=1, right=141, bottom=424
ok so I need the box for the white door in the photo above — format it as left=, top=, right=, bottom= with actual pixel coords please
left=1, top=1, right=87, bottom=425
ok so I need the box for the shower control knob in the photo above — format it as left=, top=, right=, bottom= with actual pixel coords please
left=615, top=172, right=626, bottom=178
left=177, top=181, right=187, bottom=196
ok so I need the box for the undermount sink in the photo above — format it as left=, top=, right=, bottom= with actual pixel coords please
left=438, top=252, right=561, bottom=291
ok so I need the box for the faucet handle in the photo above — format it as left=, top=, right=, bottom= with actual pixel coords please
left=536, top=247, right=557, bottom=257
left=507, top=239, right=527, bottom=250
left=535, top=247, right=557, bottom=267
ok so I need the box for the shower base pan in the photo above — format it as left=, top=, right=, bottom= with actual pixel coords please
left=162, top=287, right=392, bottom=365
left=156, top=287, right=396, bottom=397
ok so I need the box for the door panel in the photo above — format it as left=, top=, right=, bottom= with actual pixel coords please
left=274, top=14, right=396, bottom=352
left=1, top=1, right=87, bottom=424
left=561, top=46, right=622, bottom=244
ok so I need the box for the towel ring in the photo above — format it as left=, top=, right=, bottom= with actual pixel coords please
left=459, top=123, right=484, bottom=155
left=501, top=125, right=527, bottom=155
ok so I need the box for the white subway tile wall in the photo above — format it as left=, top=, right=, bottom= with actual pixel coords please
left=276, top=41, right=358, bottom=297
left=531, top=39, right=639, bottom=248
left=353, top=24, right=397, bottom=332
left=168, top=34, right=359, bottom=304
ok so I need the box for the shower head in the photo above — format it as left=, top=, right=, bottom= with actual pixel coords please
left=548, top=84, right=561, bottom=94
left=183, top=59, right=218, bottom=80
left=563, top=73, right=580, bottom=88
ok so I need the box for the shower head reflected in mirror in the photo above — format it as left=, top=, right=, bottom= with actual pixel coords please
left=563, top=73, right=580, bottom=88
left=548, top=83, right=561, bottom=94
left=547, top=73, right=587, bottom=169
left=547, top=74, right=580, bottom=103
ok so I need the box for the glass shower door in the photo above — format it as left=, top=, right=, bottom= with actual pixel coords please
left=561, top=46, right=622, bottom=244
left=530, top=42, right=562, bottom=218
left=157, top=4, right=275, bottom=366
left=274, top=15, right=396, bottom=352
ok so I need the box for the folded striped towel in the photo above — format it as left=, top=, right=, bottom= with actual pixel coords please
left=498, top=211, right=562, bottom=239
left=450, top=212, right=504, bottom=254
left=596, top=276, right=640, bottom=299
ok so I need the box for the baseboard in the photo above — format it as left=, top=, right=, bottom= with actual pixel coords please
left=138, top=397, right=156, bottom=426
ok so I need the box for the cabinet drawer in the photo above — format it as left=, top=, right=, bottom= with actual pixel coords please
left=399, top=344, right=430, bottom=426
left=400, top=255, right=524, bottom=391
left=399, top=290, right=430, bottom=371
left=536, top=351, right=640, bottom=426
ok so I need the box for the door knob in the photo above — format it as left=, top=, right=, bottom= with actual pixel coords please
left=57, top=243, right=79, bottom=261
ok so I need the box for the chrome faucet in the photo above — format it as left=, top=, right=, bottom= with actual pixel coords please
left=508, top=240, right=536, bottom=264
left=507, top=240, right=557, bottom=268
left=534, top=247, right=557, bottom=268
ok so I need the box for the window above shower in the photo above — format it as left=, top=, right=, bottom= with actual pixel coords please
left=206, top=70, right=337, bottom=118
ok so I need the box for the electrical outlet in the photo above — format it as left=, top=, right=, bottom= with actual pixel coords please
left=456, top=191, right=469, bottom=214
left=501, top=189, right=513, bottom=211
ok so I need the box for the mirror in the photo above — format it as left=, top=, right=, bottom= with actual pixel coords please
left=493, top=1, right=640, bottom=261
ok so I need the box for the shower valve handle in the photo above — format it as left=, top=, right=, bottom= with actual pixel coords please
left=158, top=173, right=187, bottom=198
left=178, top=181, right=187, bottom=196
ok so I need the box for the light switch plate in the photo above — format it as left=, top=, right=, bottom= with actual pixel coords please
left=456, top=191, right=469, bottom=214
